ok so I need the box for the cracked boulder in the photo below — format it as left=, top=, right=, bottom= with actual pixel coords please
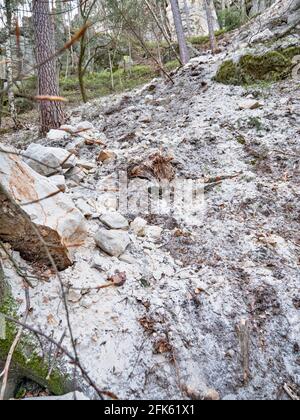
left=0, top=146, right=86, bottom=270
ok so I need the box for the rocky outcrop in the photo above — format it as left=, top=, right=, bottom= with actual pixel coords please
left=235, top=0, right=300, bottom=46
left=167, top=0, right=219, bottom=38
left=0, top=146, right=86, bottom=270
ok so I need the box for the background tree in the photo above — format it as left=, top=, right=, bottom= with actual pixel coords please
left=32, top=0, right=65, bottom=134
left=169, top=0, right=189, bottom=64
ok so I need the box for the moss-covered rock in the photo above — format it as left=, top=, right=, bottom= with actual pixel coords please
left=0, top=265, right=70, bottom=398
left=215, top=47, right=300, bottom=85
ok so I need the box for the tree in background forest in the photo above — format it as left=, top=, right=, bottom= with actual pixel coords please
left=32, top=0, right=65, bottom=134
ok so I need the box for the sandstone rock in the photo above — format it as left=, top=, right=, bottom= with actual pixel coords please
left=75, top=199, right=93, bottom=217
left=119, top=252, right=136, bottom=264
left=167, top=0, right=219, bottom=38
left=68, top=290, right=82, bottom=303
left=238, top=99, right=264, bottom=110
left=65, top=166, right=85, bottom=184
left=66, top=138, right=85, bottom=154
left=24, top=144, right=77, bottom=176
left=250, top=28, right=274, bottom=43
left=131, top=217, right=147, bottom=237
left=139, top=113, right=152, bottom=123
left=146, top=226, right=163, bottom=241
left=47, top=129, right=70, bottom=142
left=0, top=146, right=86, bottom=270
left=49, top=174, right=66, bottom=192
left=94, top=229, right=130, bottom=257
left=76, top=160, right=97, bottom=170
left=203, top=389, right=220, bottom=401
left=100, top=212, right=129, bottom=230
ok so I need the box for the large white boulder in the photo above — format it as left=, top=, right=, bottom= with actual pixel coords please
left=23, top=143, right=77, bottom=176
left=0, top=145, right=86, bottom=270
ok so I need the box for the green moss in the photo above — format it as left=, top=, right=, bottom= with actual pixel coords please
left=215, top=60, right=239, bottom=85
left=215, top=47, right=300, bottom=86
left=0, top=293, right=68, bottom=397
left=188, top=29, right=227, bottom=46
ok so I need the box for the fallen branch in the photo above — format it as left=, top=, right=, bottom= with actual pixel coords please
left=283, top=383, right=300, bottom=401
left=238, top=318, right=250, bottom=384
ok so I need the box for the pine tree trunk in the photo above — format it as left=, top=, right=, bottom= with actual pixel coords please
left=170, top=0, right=190, bottom=65
left=204, top=0, right=217, bottom=54
left=32, top=0, right=64, bottom=135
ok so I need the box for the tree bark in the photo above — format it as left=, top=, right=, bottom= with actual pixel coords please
left=170, top=0, right=190, bottom=65
left=32, top=0, right=65, bottom=135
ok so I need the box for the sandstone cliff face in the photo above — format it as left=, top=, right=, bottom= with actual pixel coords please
left=167, top=0, right=219, bottom=37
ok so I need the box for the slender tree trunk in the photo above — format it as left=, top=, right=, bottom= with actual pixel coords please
left=4, top=0, right=19, bottom=129
left=204, top=0, right=217, bottom=54
left=240, top=0, right=247, bottom=22
left=32, top=0, right=65, bottom=135
left=78, top=34, right=88, bottom=103
left=170, top=0, right=190, bottom=65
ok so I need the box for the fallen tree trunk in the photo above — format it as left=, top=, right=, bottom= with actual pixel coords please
left=0, top=147, right=86, bottom=271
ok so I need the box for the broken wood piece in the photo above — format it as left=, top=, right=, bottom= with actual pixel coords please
left=238, top=318, right=250, bottom=384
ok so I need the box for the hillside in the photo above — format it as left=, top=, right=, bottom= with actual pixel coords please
left=0, top=0, right=300, bottom=401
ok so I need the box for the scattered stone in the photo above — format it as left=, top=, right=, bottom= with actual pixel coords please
left=76, top=121, right=94, bottom=131
left=100, top=211, right=129, bottom=230
left=94, top=229, right=131, bottom=257
left=76, top=160, right=97, bottom=170
left=65, top=166, right=85, bottom=184
left=97, top=150, right=116, bottom=163
left=146, top=226, right=163, bottom=241
left=92, top=254, right=112, bottom=272
left=250, top=28, right=273, bottom=43
left=75, top=199, right=94, bottom=217
left=238, top=99, right=264, bottom=110
left=66, top=138, right=85, bottom=154
left=131, top=217, right=147, bottom=237
left=49, top=174, right=66, bottom=192
left=24, top=144, right=77, bottom=176
left=139, top=113, right=152, bottom=123
left=68, top=290, right=82, bottom=303
left=119, top=252, right=136, bottom=264
left=203, top=389, right=220, bottom=401
left=47, top=129, right=70, bottom=142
